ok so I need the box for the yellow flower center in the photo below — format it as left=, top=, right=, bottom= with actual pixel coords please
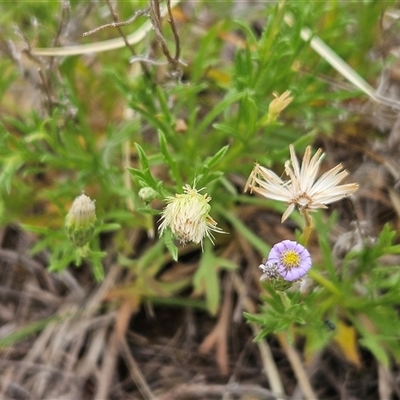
left=280, top=250, right=300, bottom=269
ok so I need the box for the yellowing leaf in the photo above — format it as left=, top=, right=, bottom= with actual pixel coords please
left=206, top=68, right=231, bottom=86
left=333, top=321, right=361, bottom=367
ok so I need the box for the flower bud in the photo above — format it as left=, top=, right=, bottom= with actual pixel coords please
left=260, top=261, right=293, bottom=291
left=65, top=194, right=96, bottom=248
left=269, top=277, right=293, bottom=292
left=264, top=90, right=293, bottom=125
left=139, top=187, right=158, bottom=204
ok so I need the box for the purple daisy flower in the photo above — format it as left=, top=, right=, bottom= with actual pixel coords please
left=267, top=240, right=311, bottom=281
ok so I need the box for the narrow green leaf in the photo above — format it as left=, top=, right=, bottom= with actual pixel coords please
left=134, top=143, right=150, bottom=170
left=216, top=205, right=270, bottom=256
left=162, top=229, right=179, bottom=261
left=204, top=145, right=229, bottom=169
left=193, top=244, right=220, bottom=316
left=196, top=91, right=245, bottom=137
left=158, top=130, right=182, bottom=188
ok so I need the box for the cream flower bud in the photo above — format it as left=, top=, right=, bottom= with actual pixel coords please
left=265, top=90, right=293, bottom=124
left=65, top=194, right=96, bottom=248
left=158, top=184, right=225, bottom=247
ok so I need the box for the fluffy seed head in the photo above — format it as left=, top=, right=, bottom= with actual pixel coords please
left=158, top=184, right=225, bottom=247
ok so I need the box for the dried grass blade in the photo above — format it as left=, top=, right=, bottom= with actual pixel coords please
left=284, top=13, right=400, bottom=110
left=32, top=0, right=182, bottom=56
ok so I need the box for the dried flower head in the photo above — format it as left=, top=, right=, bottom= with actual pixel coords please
left=65, top=193, right=96, bottom=248
left=245, top=144, right=359, bottom=222
left=265, top=240, right=312, bottom=282
left=259, top=260, right=281, bottom=281
left=158, top=184, right=225, bottom=247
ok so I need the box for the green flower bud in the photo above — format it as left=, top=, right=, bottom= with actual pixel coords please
left=269, top=277, right=293, bottom=292
left=139, top=187, right=158, bottom=204
left=65, top=194, right=96, bottom=248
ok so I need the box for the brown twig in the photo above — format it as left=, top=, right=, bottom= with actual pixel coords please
left=276, top=333, right=318, bottom=400
left=32, top=1, right=182, bottom=57
left=166, top=0, right=181, bottom=62
left=14, top=1, right=73, bottom=116
left=149, top=0, right=183, bottom=74
left=104, top=0, right=143, bottom=57
left=120, top=337, right=156, bottom=400
left=14, top=24, right=55, bottom=115
left=82, top=8, right=149, bottom=39
left=150, top=0, right=172, bottom=61
left=95, top=1, right=152, bottom=80
left=82, top=0, right=183, bottom=76
left=52, top=0, right=70, bottom=47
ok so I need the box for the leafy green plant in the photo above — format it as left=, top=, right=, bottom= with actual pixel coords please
left=246, top=212, right=400, bottom=367
left=0, top=1, right=399, bottom=357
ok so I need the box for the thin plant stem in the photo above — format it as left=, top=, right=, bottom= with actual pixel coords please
left=278, top=291, right=291, bottom=310
left=300, top=210, right=313, bottom=246
left=103, top=0, right=152, bottom=80
left=82, top=8, right=149, bottom=38
left=308, top=270, right=341, bottom=297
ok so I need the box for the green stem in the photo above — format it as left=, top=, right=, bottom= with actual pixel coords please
left=300, top=210, right=313, bottom=246
left=308, top=269, right=342, bottom=297
left=77, top=244, right=90, bottom=259
left=278, top=291, right=291, bottom=310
